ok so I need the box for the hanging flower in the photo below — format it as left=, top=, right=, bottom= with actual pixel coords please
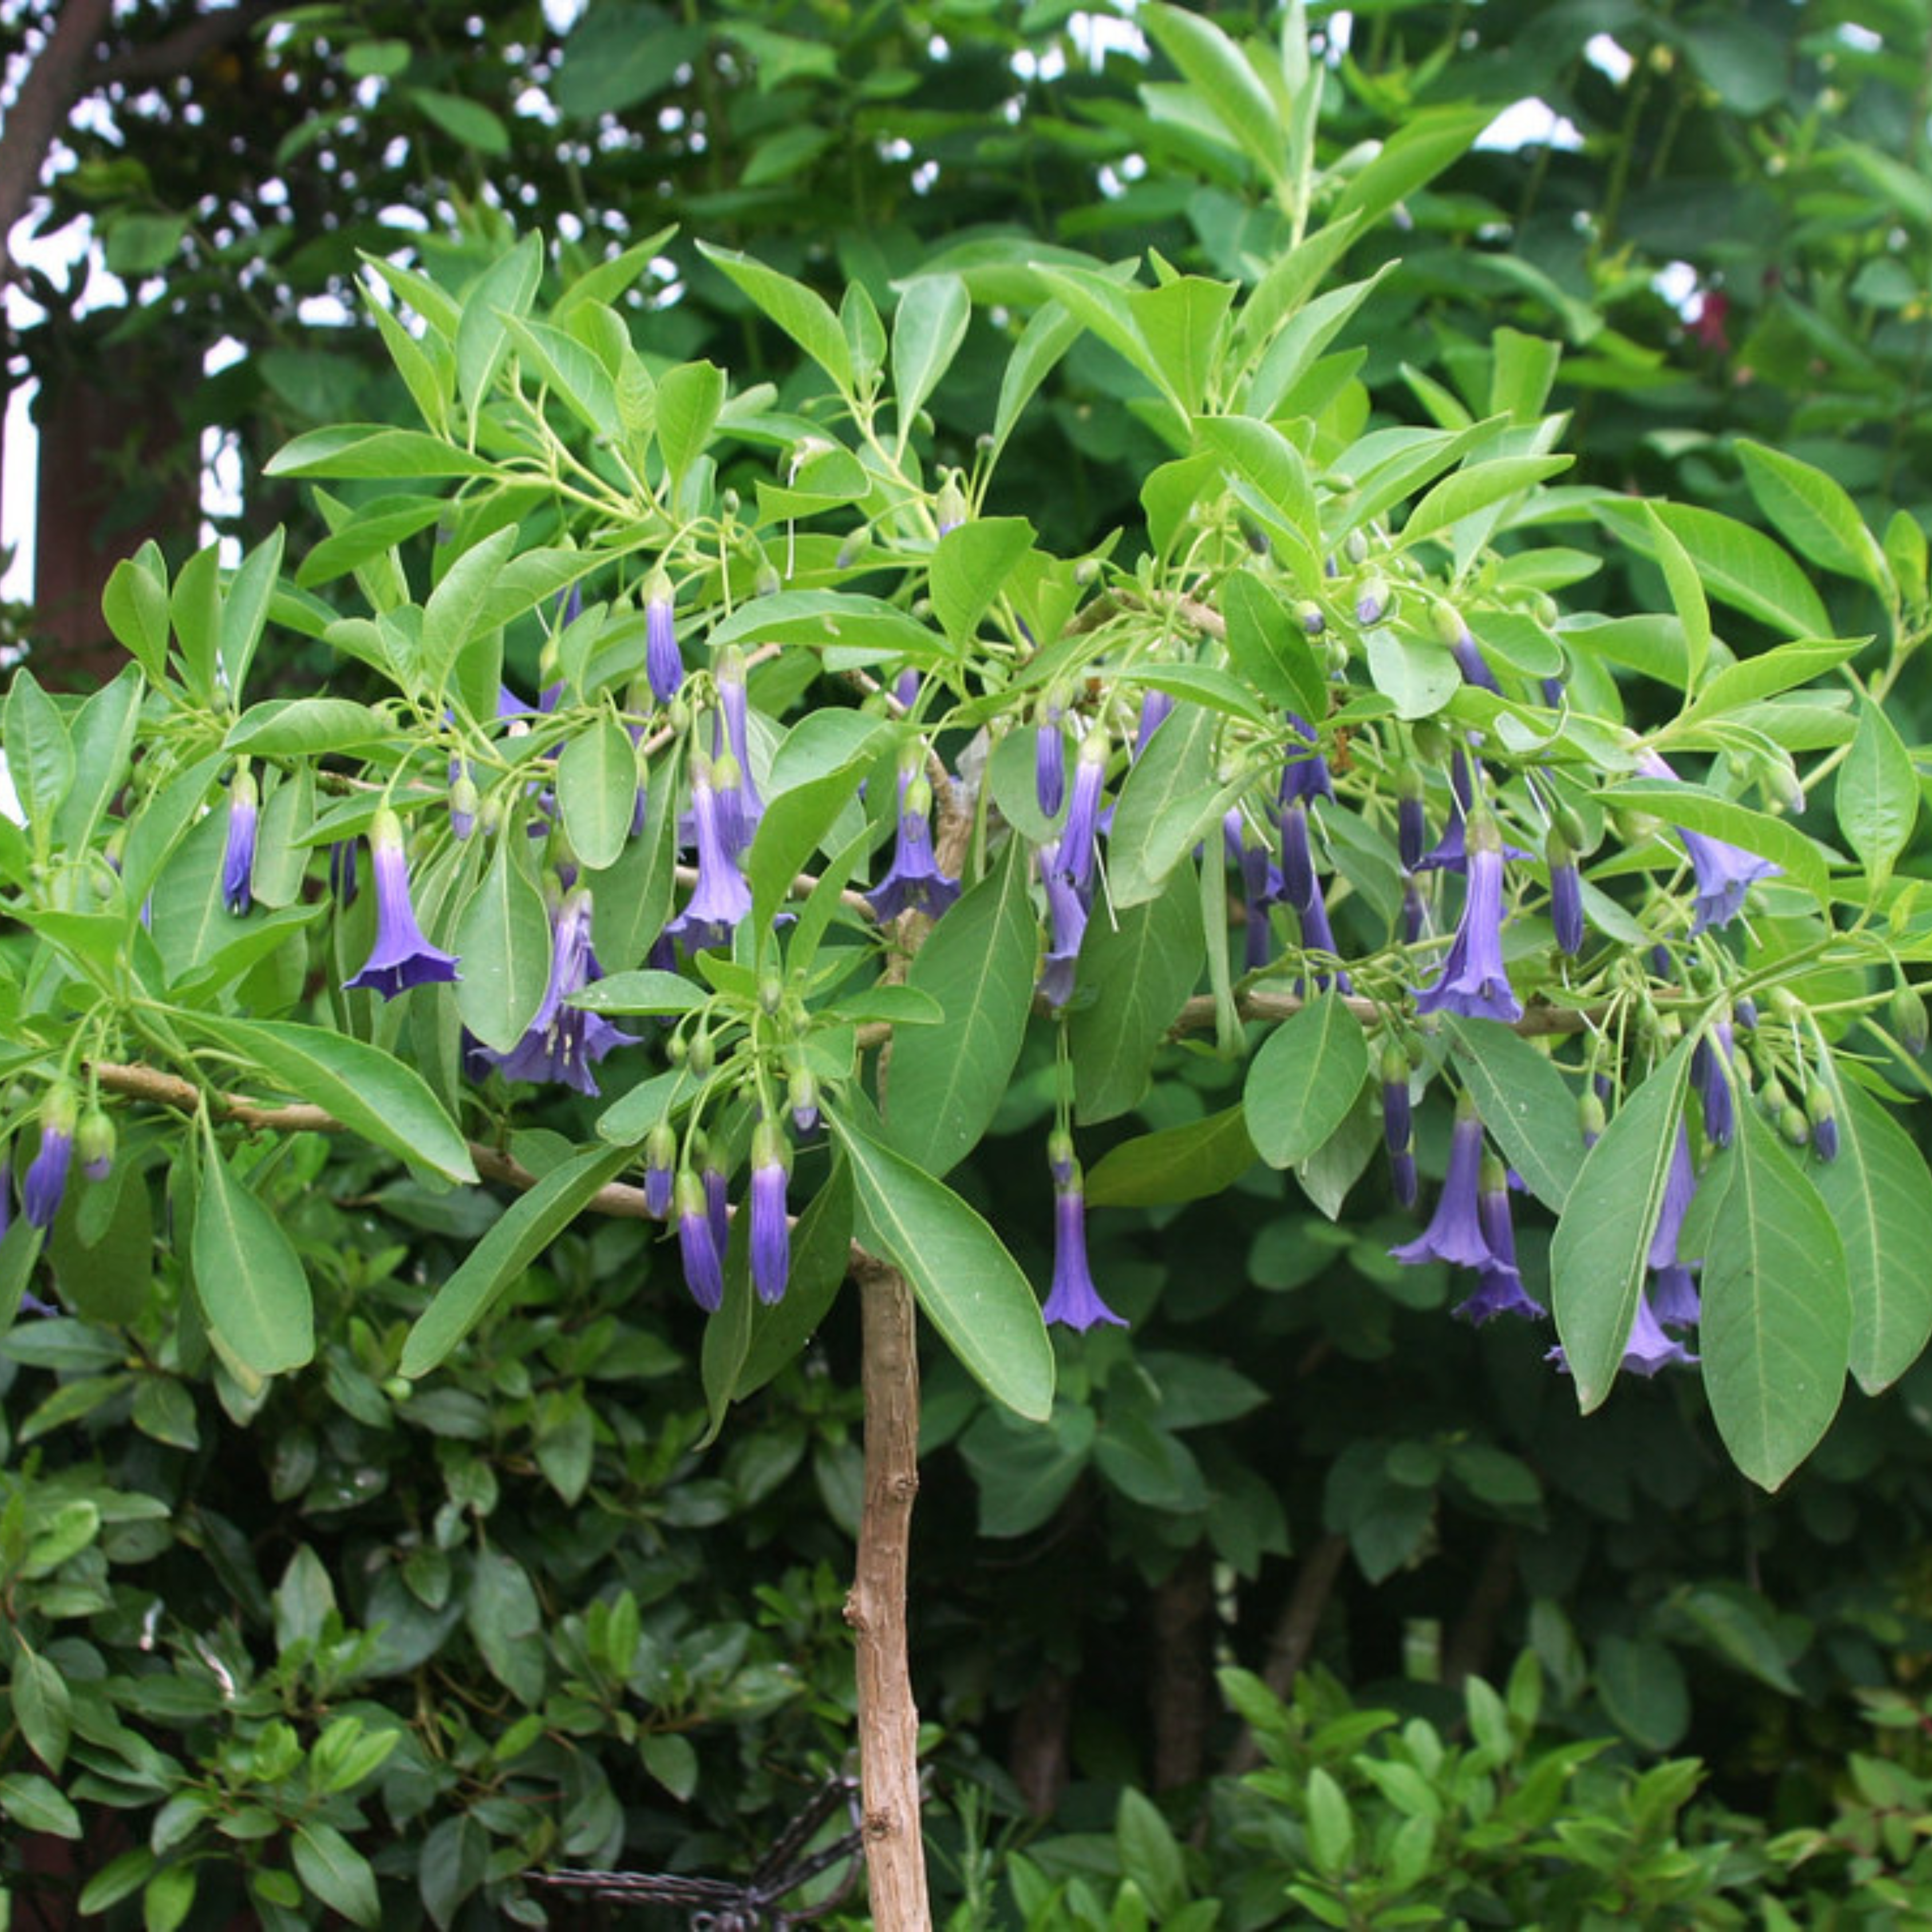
left=645, top=567, right=683, bottom=704
left=1056, top=726, right=1108, bottom=892
left=23, top=1086, right=77, bottom=1230
left=1296, top=887, right=1353, bottom=996
left=749, top=1117, right=791, bottom=1306
left=223, top=766, right=258, bottom=916
left=77, top=1105, right=115, bottom=1184
left=1381, top=1045, right=1418, bottom=1209
left=1693, top=1020, right=1736, bottom=1148
left=1619, top=1293, right=1699, bottom=1375
left=643, top=1124, right=675, bottom=1220
left=663, top=758, right=752, bottom=954
left=1037, top=850, right=1088, bottom=1009
left=480, top=889, right=637, bottom=1095
left=674, top=1169, right=724, bottom=1313
left=1391, top=1093, right=1494, bottom=1270
left=1036, top=705, right=1066, bottom=818
left=712, top=646, right=763, bottom=847
left=1226, top=810, right=1281, bottom=973
left=1413, top=813, right=1522, bottom=1024
left=1454, top=1153, right=1546, bottom=1325
left=1131, top=688, right=1174, bottom=761
left=1547, top=827, right=1583, bottom=957
left=1432, top=599, right=1500, bottom=695
left=345, top=809, right=460, bottom=999
left=1633, top=750, right=1780, bottom=931
left=870, top=768, right=959, bottom=923
left=1041, top=1159, right=1127, bottom=1331
left=1398, top=771, right=1427, bottom=873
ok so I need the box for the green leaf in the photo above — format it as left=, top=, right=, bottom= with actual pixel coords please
left=1116, top=1787, right=1187, bottom=1920
left=264, top=424, right=497, bottom=480
left=556, top=714, right=637, bottom=872
left=1698, top=1107, right=1849, bottom=1490
left=1601, top=779, right=1829, bottom=911
left=1551, top=1037, right=1695, bottom=1412
left=1736, top=440, right=1890, bottom=591
left=929, top=518, right=1035, bottom=651
left=1836, top=697, right=1917, bottom=891
left=410, top=85, right=509, bottom=156
left=883, top=838, right=1037, bottom=1176
left=1220, top=566, right=1329, bottom=720
left=588, top=737, right=681, bottom=973
left=709, top=588, right=943, bottom=665
left=1600, top=499, right=1831, bottom=641
left=891, top=274, right=971, bottom=432
left=101, top=544, right=172, bottom=680
left=455, top=230, right=542, bottom=418
left=421, top=524, right=517, bottom=700
left=696, top=241, right=853, bottom=395
left=1105, top=700, right=1218, bottom=907
left=1811, top=1072, right=1932, bottom=1394
left=833, top=1110, right=1053, bottom=1422
left=54, top=664, right=143, bottom=855
left=1031, top=263, right=1180, bottom=422
left=1085, top=1104, right=1257, bottom=1207
left=749, top=712, right=894, bottom=935
left=1130, top=276, right=1235, bottom=420
left=571, top=969, right=707, bottom=1017
left=11, top=1640, right=70, bottom=1773
left=1398, top=456, right=1571, bottom=550
left=1642, top=502, right=1710, bottom=690
left=401, top=1144, right=634, bottom=1376
left=1597, top=1636, right=1690, bottom=1752
left=1329, top=106, right=1493, bottom=235
left=1367, top=626, right=1460, bottom=717
left=991, top=301, right=1084, bottom=461
left=292, top=1819, right=381, bottom=1929
left=192, top=1118, right=315, bottom=1378
left=1443, top=1017, right=1586, bottom=1212
left=1244, top=993, right=1370, bottom=1168
left=1141, top=3, right=1286, bottom=187
left=219, top=526, right=285, bottom=700
left=225, top=697, right=393, bottom=757
left=641, top=1732, right=700, bottom=1801
left=4, top=668, right=73, bottom=838
left=655, top=359, right=726, bottom=487
left=0, top=1771, right=81, bottom=1838
left=1677, top=637, right=1865, bottom=724
left=206, top=1016, right=476, bottom=1184
left=959, top=1404, right=1095, bottom=1538
left=455, top=833, right=552, bottom=1054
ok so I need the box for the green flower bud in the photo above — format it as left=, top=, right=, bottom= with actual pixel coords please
left=77, top=1107, right=115, bottom=1183
left=1893, top=982, right=1929, bottom=1057
left=1778, top=1103, right=1811, bottom=1148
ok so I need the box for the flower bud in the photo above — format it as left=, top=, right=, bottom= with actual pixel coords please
left=450, top=771, right=481, bottom=841
left=644, top=1124, right=676, bottom=1219
left=1047, top=1127, right=1076, bottom=1187
left=754, top=560, right=783, bottom=599
left=1805, top=1082, right=1839, bottom=1161
left=935, top=476, right=967, bottom=535
left=687, top=1028, right=714, bottom=1079
left=1779, top=1103, right=1811, bottom=1148
left=77, top=1107, right=114, bottom=1184
left=788, top=1065, right=819, bottom=1134
left=837, top=525, right=872, bottom=569
left=1294, top=599, right=1325, bottom=637
left=1894, top=983, right=1929, bottom=1057
left=1579, top=1088, right=1607, bottom=1148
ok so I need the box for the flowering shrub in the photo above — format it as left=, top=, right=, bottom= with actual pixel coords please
left=5, top=6, right=1932, bottom=1920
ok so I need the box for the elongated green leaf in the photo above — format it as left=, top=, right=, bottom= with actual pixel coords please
left=1600, top=499, right=1831, bottom=640
left=1244, top=993, right=1369, bottom=1168
left=499, top=314, right=617, bottom=437
left=588, top=736, right=680, bottom=973
left=1836, top=696, right=1917, bottom=890
left=991, top=301, right=1082, bottom=461
left=1130, top=276, right=1235, bottom=420
left=421, top=525, right=517, bottom=698
left=655, top=358, right=726, bottom=486
left=225, top=698, right=393, bottom=757
left=749, top=714, right=893, bottom=935
left=556, top=714, right=636, bottom=871
left=1700, top=1107, right=1848, bottom=1490
left=571, top=969, right=707, bottom=1016
left=891, top=273, right=971, bottom=431
left=1107, top=701, right=1217, bottom=907
left=264, top=425, right=497, bottom=480
left=1329, top=106, right=1493, bottom=235
left=101, top=544, right=171, bottom=680
left=1643, top=501, right=1711, bottom=691
left=401, top=1144, right=633, bottom=1376
left=1142, top=3, right=1285, bottom=184
left=1031, top=263, right=1180, bottom=421
left=1601, top=779, right=1828, bottom=910
left=1220, top=567, right=1327, bottom=721
left=455, top=230, right=542, bottom=418
left=54, top=665, right=142, bottom=855
left=1400, top=456, right=1571, bottom=550
left=291, top=1819, right=380, bottom=1930
left=1069, top=866, right=1204, bottom=1125
left=884, top=837, right=1037, bottom=1176
left=219, top=526, right=285, bottom=700
left=192, top=1122, right=315, bottom=1378
left=930, top=518, right=1035, bottom=651
left=1443, top=1017, right=1585, bottom=1212
left=1678, top=638, right=1864, bottom=724
left=203, top=1016, right=475, bottom=1184
left=1736, top=439, right=1889, bottom=591
left=1086, top=1105, right=1257, bottom=1208
left=1812, top=1072, right=1932, bottom=1393
left=1551, top=1038, right=1694, bottom=1412
left=696, top=241, right=853, bottom=394
left=4, top=669, right=73, bottom=839
left=833, top=1110, right=1053, bottom=1421
left=455, top=833, right=551, bottom=1054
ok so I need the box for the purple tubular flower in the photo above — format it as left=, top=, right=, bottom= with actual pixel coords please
left=713, top=646, right=763, bottom=840
left=1398, top=776, right=1427, bottom=873
left=77, top=1108, right=114, bottom=1184
left=1455, top=1155, right=1546, bottom=1325
left=1381, top=1047, right=1412, bottom=1158
left=1413, top=816, right=1522, bottom=1024
left=1132, top=689, right=1174, bottom=761
left=1036, top=712, right=1065, bottom=819
left=894, top=669, right=921, bottom=712
left=1647, top=1124, right=1698, bottom=1273
left=663, top=761, right=752, bottom=954
left=704, top=1156, right=730, bottom=1260
left=1650, top=1263, right=1701, bottom=1328
left=1620, top=1292, right=1699, bottom=1375
left=1037, top=843, right=1089, bottom=1009
left=643, top=1124, right=675, bottom=1220
left=1226, top=810, right=1281, bottom=971
left=1279, top=799, right=1317, bottom=913
left=1056, top=730, right=1108, bottom=891
left=1634, top=750, right=1780, bottom=931
left=1390, top=1145, right=1419, bottom=1208
left=223, top=768, right=258, bottom=916
left=674, top=1170, right=724, bottom=1313
left=1401, top=877, right=1428, bottom=947
left=345, top=809, right=460, bottom=999
left=871, top=771, right=960, bottom=922
left=1693, top=1021, right=1736, bottom=1148
left=1547, top=829, right=1583, bottom=957
left=645, top=569, right=683, bottom=704
left=1041, top=1163, right=1127, bottom=1331
left=1452, top=627, right=1501, bottom=695
left=1279, top=713, right=1335, bottom=806
left=481, top=889, right=637, bottom=1095
left=749, top=1119, right=791, bottom=1306
left=1392, top=1093, right=1494, bottom=1270
left=1296, top=887, right=1353, bottom=995
left=23, top=1088, right=77, bottom=1231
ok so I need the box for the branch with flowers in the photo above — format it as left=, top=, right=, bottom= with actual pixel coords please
left=5, top=11, right=1932, bottom=1922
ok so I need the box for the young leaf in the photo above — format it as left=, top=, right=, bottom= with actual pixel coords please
left=1836, top=696, right=1917, bottom=891
left=556, top=713, right=637, bottom=872
left=1244, top=993, right=1370, bottom=1169
left=192, top=1119, right=315, bottom=1378
left=696, top=241, right=854, bottom=396
left=891, top=273, right=971, bottom=434
left=455, top=833, right=551, bottom=1054
left=1736, top=439, right=1890, bottom=591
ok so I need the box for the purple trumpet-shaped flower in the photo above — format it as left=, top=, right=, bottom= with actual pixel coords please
left=645, top=568, right=683, bottom=704
left=1650, top=1264, right=1701, bottom=1329
left=749, top=1118, right=791, bottom=1306
left=1455, top=1153, right=1547, bottom=1325
left=1295, top=886, right=1353, bottom=995
left=712, top=646, right=763, bottom=847
left=481, top=889, right=638, bottom=1095
left=871, top=769, right=960, bottom=922
left=1036, top=708, right=1066, bottom=818
left=1226, top=811, right=1281, bottom=972
left=1693, top=1020, right=1736, bottom=1147
left=1650, top=1124, right=1698, bottom=1275
left=643, top=1124, right=675, bottom=1220
left=1433, top=601, right=1501, bottom=695
left=674, top=1169, right=724, bottom=1313
left=345, top=809, right=460, bottom=999
left=1633, top=750, right=1780, bottom=931
left=23, top=1086, right=77, bottom=1230
left=1547, top=828, right=1583, bottom=957
left=1041, top=1160, right=1127, bottom=1330
left=1056, top=728, right=1108, bottom=891
left=223, top=767, right=258, bottom=916
left=1401, top=876, right=1428, bottom=948
left=663, top=760, right=752, bottom=954
left=1279, top=713, right=1335, bottom=807
left=703, top=1147, right=730, bottom=1260
left=1414, top=815, right=1522, bottom=1024
left=1619, top=1293, right=1699, bottom=1374
left=1037, top=843, right=1089, bottom=1009
left=1392, top=1093, right=1494, bottom=1270
left=1279, top=799, right=1317, bottom=913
